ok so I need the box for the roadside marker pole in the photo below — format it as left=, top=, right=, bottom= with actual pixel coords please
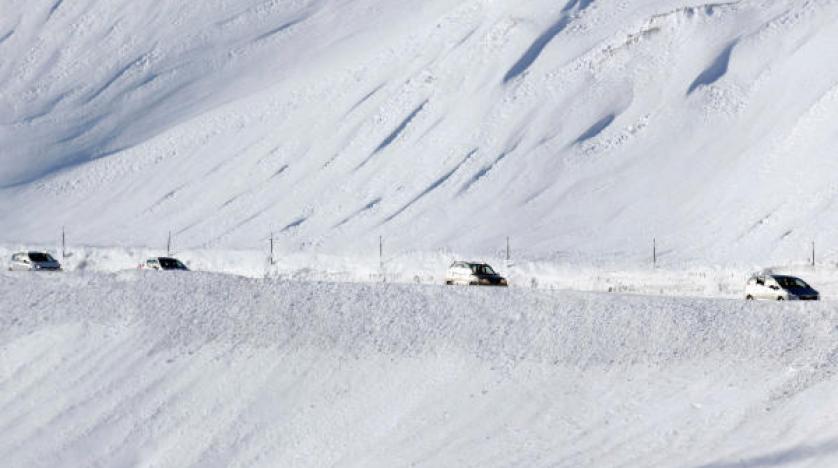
left=167, top=231, right=172, bottom=255
left=270, top=232, right=275, bottom=265
left=812, top=241, right=816, bottom=270
left=61, top=226, right=66, bottom=258
left=379, top=236, right=384, bottom=282
left=506, top=236, right=510, bottom=267
left=653, top=237, right=657, bottom=269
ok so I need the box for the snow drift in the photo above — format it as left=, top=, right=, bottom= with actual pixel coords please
left=2, top=271, right=838, bottom=467
left=3, top=1, right=838, bottom=265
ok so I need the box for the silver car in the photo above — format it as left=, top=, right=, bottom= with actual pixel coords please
left=8, top=251, right=62, bottom=271
left=445, top=261, right=508, bottom=286
left=745, top=274, right=819, bottom=301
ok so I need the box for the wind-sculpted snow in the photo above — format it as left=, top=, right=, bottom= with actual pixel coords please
left=687, top=40, right=739, bottom=95
left=3, top=272, right=838, bottom=466
left=3, top=0, right=838, bottom=266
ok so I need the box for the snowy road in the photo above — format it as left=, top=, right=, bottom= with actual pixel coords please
left=2, top=271, right=838, bottom=467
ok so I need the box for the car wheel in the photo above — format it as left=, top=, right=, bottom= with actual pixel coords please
left=445, top=280, right=452, bottom=285
left=746, top=295, right=753, bottom=300
left=469, top=281, right=478, bottom=286
left=777, top=297, right=784, bottom=301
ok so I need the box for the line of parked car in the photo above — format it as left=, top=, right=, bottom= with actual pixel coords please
left=7, top=251, right=823, bottom=301
left=7, top=251, right=190, bottom=272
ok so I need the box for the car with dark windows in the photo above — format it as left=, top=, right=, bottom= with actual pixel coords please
left=445, top=261, right=508, bottom=286
left=745, top=274, right=819, bottom=301
left=140, top=257, right=190, bottom=271
left=8, top=251, right=62, bottom=271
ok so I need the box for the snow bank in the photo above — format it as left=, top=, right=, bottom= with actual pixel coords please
left=2, top=272, right=838, bottom=466
left=7, top=243, right=838, bottom=302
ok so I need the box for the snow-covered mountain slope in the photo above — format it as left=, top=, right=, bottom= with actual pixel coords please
left=2, top=0, right=838, bottom=265
left=3, top=271, right=838, bottom=467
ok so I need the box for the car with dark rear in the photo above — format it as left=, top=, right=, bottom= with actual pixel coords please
left=141, top=257, right=189, bottom=271
left=8, top=251, right=62, bottom=271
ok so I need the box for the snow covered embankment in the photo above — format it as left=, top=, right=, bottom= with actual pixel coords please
left=2, top=272, right=838, bottom=467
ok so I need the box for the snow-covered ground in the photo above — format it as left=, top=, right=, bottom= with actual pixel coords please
left=2, top=271, right=838, bottom=467
left=3, top=0, right=838, bottom=265
left=4, top=0, right=838, bottom=465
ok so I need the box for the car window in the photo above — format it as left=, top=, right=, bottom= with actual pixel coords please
left=471, top=264, right=496, bottom=275
left=159, top=258, right=187, bottom=270
left=775, top=276, right=809, bottom=289
left=756, top=277, right=764, bottom=286
left=28, top=252, right=53, bottom=262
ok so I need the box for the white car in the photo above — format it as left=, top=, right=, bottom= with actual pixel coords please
left=140, top=257, right=189, bottom=271
left=8, top=251, right=62, bottom=271
left=745, top=274, right=819, bottom=301
left=445, top=261, right=508, bottom=286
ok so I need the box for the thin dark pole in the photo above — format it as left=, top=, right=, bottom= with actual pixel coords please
left=270, top=232, right=275, bottom=265
left=506, top=236, right=510, bottom=264
left=653, top=237, right=657, bottom=268
left=61, top=226, right=66, bottom=258
left=812, top=241, right=816, bottom=270
left=167, top=231, right=171, bottom=255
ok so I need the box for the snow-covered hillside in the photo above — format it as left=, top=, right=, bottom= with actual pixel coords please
left=3, top=0, right=838, bottom=265
left=2, top=271, right=838, bottom=467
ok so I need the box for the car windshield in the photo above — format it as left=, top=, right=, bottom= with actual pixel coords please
left=774, top=276, right=809, bottom=289
left=28, top=252, right=54, bottom=262
left=159, top=258, right=187, bottom=270
left=471, top=264, right=496, bottom=275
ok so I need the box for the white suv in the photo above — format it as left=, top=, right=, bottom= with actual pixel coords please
left=8, top=251, right=62, bottom=271
left=745, top=274, right=819, bottom=301
left=445, top=262, right=508, bottom=286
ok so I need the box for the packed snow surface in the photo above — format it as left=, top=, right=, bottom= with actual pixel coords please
left=2, top=271, right=838, bottom=467
left=3, top=0, right=838, bottom=265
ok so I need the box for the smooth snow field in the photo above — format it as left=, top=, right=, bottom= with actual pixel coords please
left=3, top=0, right=838, bottom=265
left=2, top=271, right=838, bottom=467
